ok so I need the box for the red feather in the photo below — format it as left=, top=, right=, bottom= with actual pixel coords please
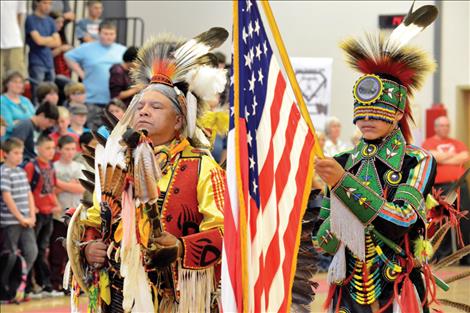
left=357, top=58, right=417, bottom=92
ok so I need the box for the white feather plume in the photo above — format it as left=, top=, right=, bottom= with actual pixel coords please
left=386, top=2, right=438, bottom=51
left=184, top=65, right=227, bottom=101
left=186, top=91, right=198, bottom=138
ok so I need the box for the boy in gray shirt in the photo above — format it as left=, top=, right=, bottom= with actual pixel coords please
left=0, top=138, right=38, bottom=298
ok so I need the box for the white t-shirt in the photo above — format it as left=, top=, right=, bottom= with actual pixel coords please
left=0, top=1, right=26, bottom=49
left=53, top=160, right=85, bottom=219
left=324, top=139, right=351, bottom=157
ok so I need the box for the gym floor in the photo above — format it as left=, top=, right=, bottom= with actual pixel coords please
left=2, top=266, right=469, bottom=313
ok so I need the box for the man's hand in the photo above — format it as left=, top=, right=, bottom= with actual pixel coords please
left=154, top=231, right=183, bottom=257
left=314, top=157, right=346, bottom=187
left=84, top=240, right=108, bottom=268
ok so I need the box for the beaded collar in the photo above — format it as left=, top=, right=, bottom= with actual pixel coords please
left=344, top=128, right=406, bottom=172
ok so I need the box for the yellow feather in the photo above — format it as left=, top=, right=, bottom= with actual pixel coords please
left=414, top=236, right=434, bottom=263
left=199, top=110, right=229, bottom=135
left=425, top=194, right=439, bottom=210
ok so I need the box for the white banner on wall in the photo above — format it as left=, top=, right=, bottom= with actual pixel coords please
left=291, top=57, right=333, bottom=132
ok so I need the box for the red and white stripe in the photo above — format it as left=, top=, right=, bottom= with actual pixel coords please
left=221, top=57, right=314, bottom=312
left=221, top=129, right=242, bottom=313
left=253, top=58, right=313, bottom=312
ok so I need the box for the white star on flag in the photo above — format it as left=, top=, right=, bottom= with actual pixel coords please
left=258, top=68, right=264, bottom=84
left=252, top=180, right=258, bottom=194
left=252, top=96, right=258, bottom=115
left=249, top=156, right=256, bottom=169
left=248, top=21, right=254, bottom=38
left=247, top=130, right=253, bottom=146
left=244, top=51, right=252, bottom=69
left=248, top=72, right=256, bottom=92
left=246, top=0, right=252, bottom=12
left=255, top=44, right=262, bottom=61
left=254, top=19, right=260, bottom=35
left=242, top=27, right=248, bottom=44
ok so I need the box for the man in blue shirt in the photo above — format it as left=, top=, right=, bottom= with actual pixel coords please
left=25, top=0, right=61, bottom=99
left=65, top=21, right=126, bottom=130
left=75, top=0, right=102, bottom=43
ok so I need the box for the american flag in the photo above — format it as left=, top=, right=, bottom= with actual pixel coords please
left=221, top=1, right=317, bottom=312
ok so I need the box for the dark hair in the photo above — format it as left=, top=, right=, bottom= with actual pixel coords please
left=33, top=0, right=47, bottom=6
left=58, top=135, right=76, bottom=148
left=36, top=82, right=59, bottom=104
left=36, top=133, right=53, bottom=147
left=123, top=46, right=139, bottom=63
left=2, top=70, right=24, bottom=93
left=213, top=52, right=226, bottom=65
left=99, top=20, right=117, bottom=32
left=36, top=102, right=59, bottom=121
left=1, top=138, right=24, bottom=153
left=49, top=10, right=62, bottom=20
left=79, top=132, right=94, bottom=147
left=107, top=98, right=126, bottom=112
left=87, top=0, right=102, bottom=7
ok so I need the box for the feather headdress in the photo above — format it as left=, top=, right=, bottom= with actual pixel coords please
left=129, top=28, right=229, bottom=146
left=340, top=1, right=438, bottom=143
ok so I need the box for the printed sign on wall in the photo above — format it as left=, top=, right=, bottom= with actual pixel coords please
left=291, top=57, right=333, bottom=131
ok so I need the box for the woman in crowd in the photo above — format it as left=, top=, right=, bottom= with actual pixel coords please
left=324, top=116, right=350, bottom=157
left=97, top=98, right=126, bottom=139
left=1, top=71, right=35, bottom=139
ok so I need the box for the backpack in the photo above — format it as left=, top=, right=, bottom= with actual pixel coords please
left=21, top=159, right=53, bottom=193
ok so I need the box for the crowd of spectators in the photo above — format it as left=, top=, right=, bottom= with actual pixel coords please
left=0, top=0, right=140, bottom=302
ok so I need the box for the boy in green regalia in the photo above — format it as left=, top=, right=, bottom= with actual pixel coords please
left=313, top=3, right=441, bottom=313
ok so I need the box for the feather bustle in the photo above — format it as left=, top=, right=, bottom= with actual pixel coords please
left=82, top=169, right=95, bottom=182
left=84, top=144, right=95, bottom=156
left=78, top=178, right=95, bottom=194
left=430, top=223, right=451, bottom=252
left=82, top=153, right=95, bottom=168
left=109, top=166, right=124, bottom=196
left=97, top=164, right=105, bottom=191
left=92, top=130, right=107, bottom=147
left=113, top=169, right=128, bottom=198
left=433, top=245, right=470, bottom=271
left=104, top=164, right=114, bottom=193
left=437, top=299, right=470, bottom=312
left=80, top=198, right=93, bottom=208
left=444, top=270, right=470, bottom=284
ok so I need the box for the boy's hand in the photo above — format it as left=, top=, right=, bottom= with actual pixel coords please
left=30, top=215, right=36, bottom=226
left=314, top=157, right=346, bottom=187
left=20, top=217, right=35, bottom=228
left=52, top=206, right=62, bottom=214
left=19, top=216, right=30, bottom=227
left=26, top=217, right=35, bottom=228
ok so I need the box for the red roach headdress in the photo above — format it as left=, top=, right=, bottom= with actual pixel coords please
left=340, top=2, right=438, bottom=143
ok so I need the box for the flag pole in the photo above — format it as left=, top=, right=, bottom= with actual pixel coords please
left=260, top=1, right=324, bottom=159
left=233, top=1, right=249, bottom=312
